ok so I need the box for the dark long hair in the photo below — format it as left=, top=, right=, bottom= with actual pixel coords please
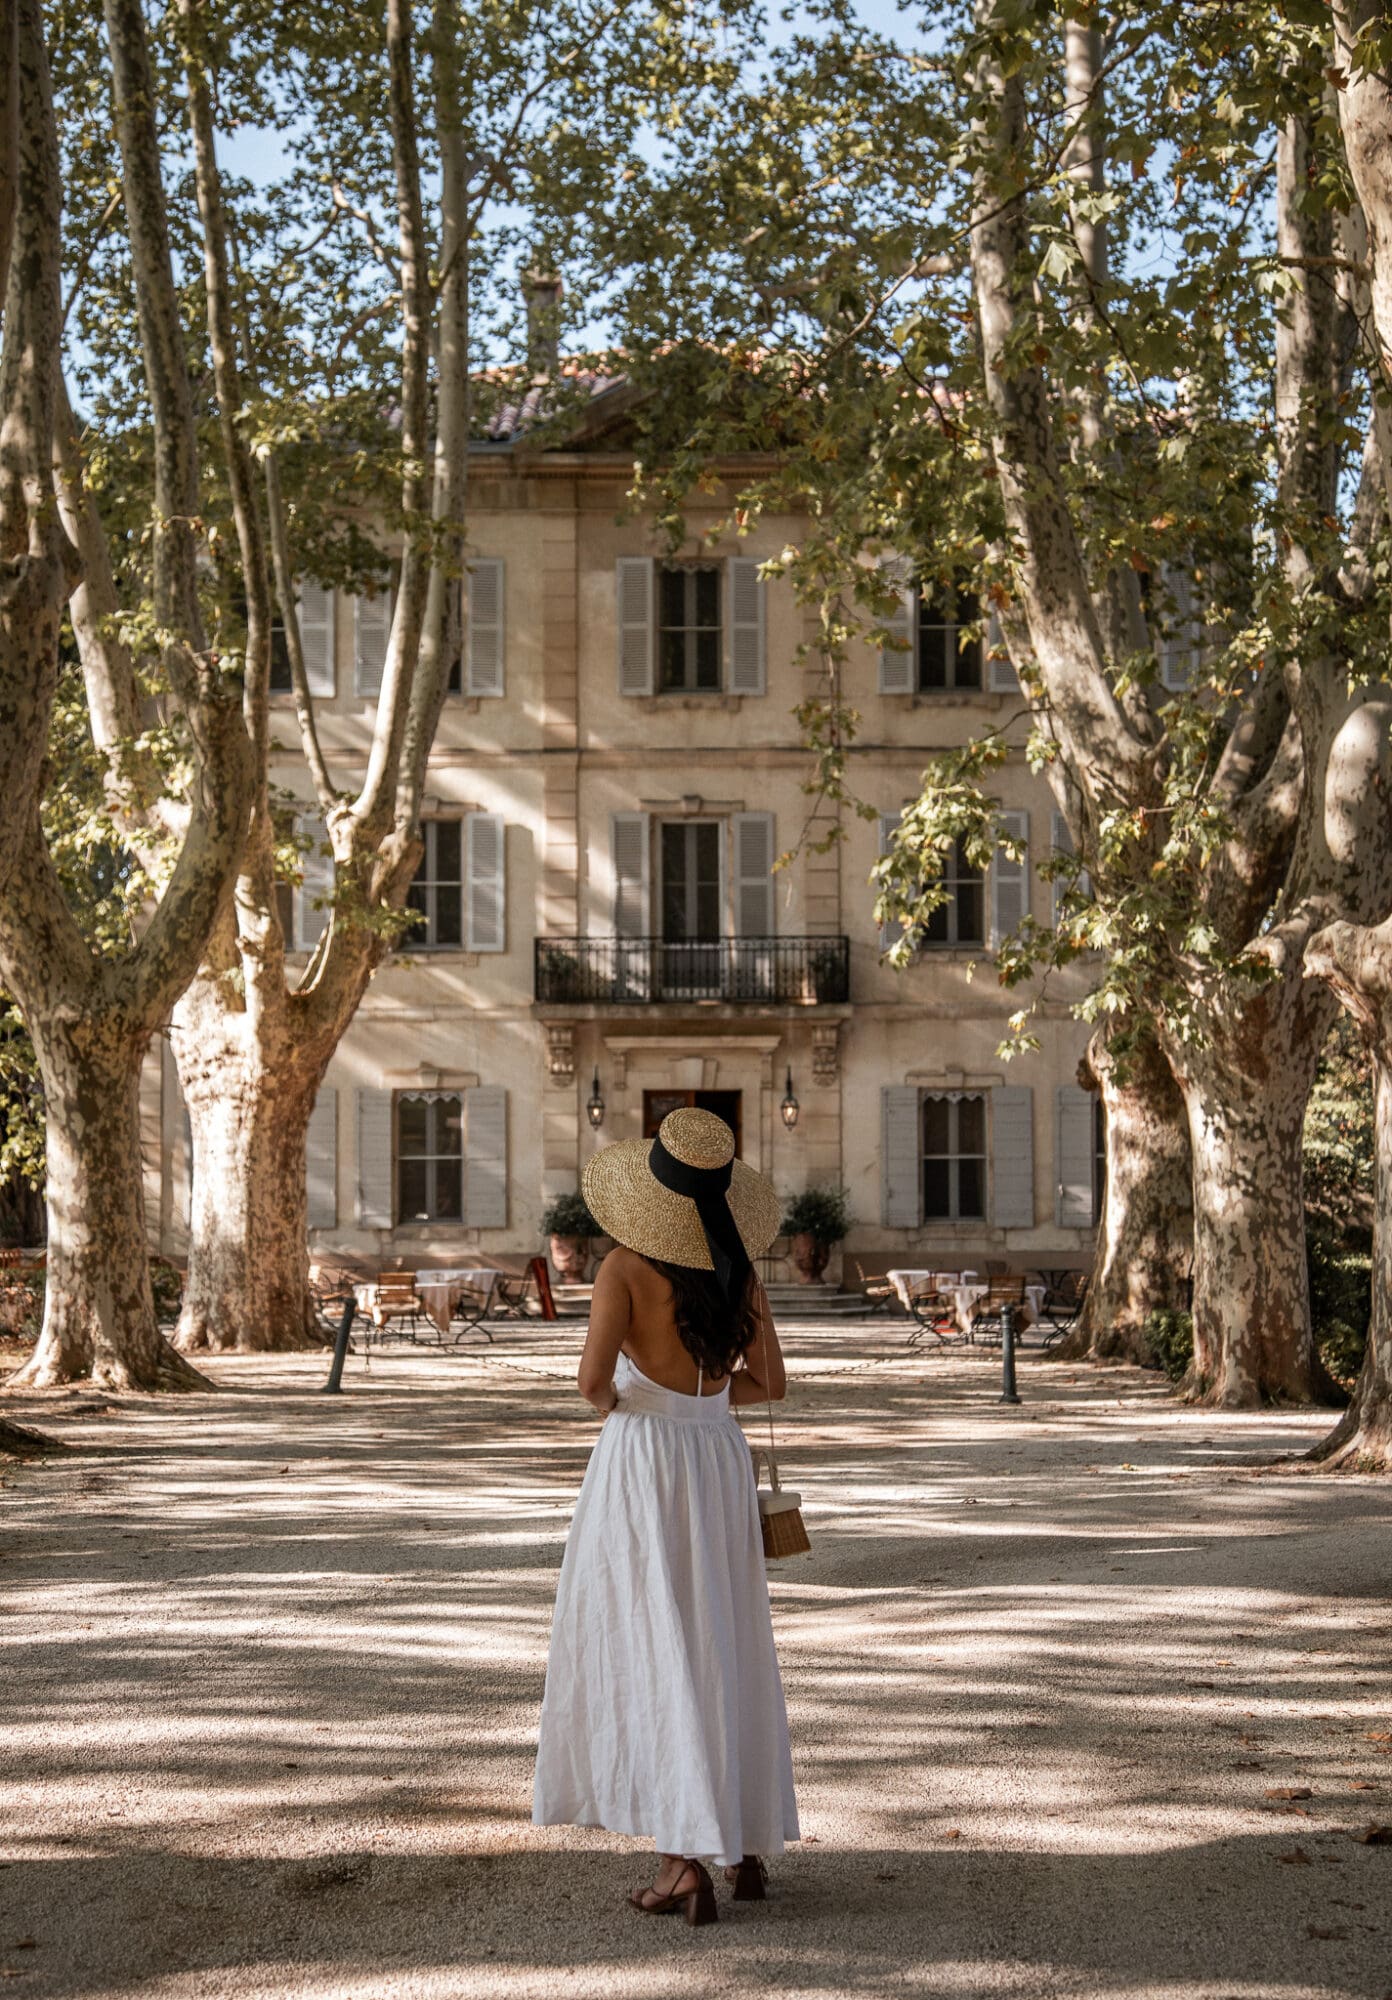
left=645, top=1256, right=760, bottom=1380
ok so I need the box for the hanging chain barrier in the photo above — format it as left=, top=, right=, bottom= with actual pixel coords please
left=367, top=1320, right=1041, bottom=1387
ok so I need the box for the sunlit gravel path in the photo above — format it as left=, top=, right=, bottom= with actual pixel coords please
left=2, top=1324, right=1391, bottom=1999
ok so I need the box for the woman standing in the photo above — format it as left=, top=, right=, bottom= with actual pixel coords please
left=532, top=1107, right=800, bottom=1924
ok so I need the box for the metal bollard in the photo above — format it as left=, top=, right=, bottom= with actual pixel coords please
left=999, top=1304, right=1022, bottom=1405
left=322, top=1297, right=356, bottom=1394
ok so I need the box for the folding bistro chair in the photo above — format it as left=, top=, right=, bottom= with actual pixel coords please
left=852, top=1260, right=898, bottom=1316
left=490, top=1258, right=559, bottom=1322
left=449, top=1274, right=498, bottom=1344
left=907, top=1284, right=966, bottom=1349
left=363, top=1271, right=435, bottom=1348
left=1039, top=1270, right=1089, bottom=1346
left=969, top=1278, right=1027, bottom=1346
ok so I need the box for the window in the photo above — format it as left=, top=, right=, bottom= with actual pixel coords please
left=658, top=564, right=722, bottom=691
left=396, top=1094, right=463, bottom=1222
left=269, top=584, right=335, bottom=697
left=407, top=820, right=462, bottom=947
left=1093, top=1094, right=1107, bottom=1226
left=446, top=558, right=505, bottom=697
left=923, top=1094, right=987, bottom=1221
left=923, top=838, right=985, bottom=947
left=660, top=821, right=722, bottom=939
left=918, top=586, right=982, bottom=691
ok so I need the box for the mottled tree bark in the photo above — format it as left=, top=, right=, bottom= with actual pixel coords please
left=0, top=0, right=70, bottom=896
left=9, top=1017, right=205, bottom=1389
left=1306, top=918, right=1392, bottom=1467
left=169, top=0, right=465, bottom=1351
left=1168, top=1001, right=1336, bottom=1406
left=968, top=20, right=1392, bottom=1408
left=178, top=1047, right=322, bottom=1352
left=0, top=0, right=252, bottom=1392
left=1056, top=1025, right=1192, bottom=1364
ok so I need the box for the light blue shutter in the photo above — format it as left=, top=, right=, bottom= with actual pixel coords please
left=306, top=1086, right=338, bottom=1229
left=878, top=812, right=905, bottom=954
left=464, top=1086, right=508, bottom=1229
left=991, top=809, right=1029, bottom=944
left=465, top=812, right=505, bottom=953
left=992, top=1086, right=1034, bottom=1229
left=612, top=812, right=650, bottom=935
left=987, top=608, right=1020, bottom=691
left=878, top=569, right=915, bottom=694
left=616, top=558, right=654, bottom=695
left=732, top=812, right=775, bottom=935
left=1056, top=1085, right=1096, bottom=1228
left=299, top=583, right=336, bottom=696
left=882, top=1086, right=921, bottom=1227
left=726, top=557, right=766, bottom=694
left=1051, top=809, right=1074, bottom=926
left=466, top=557, right=505, bottom=696
left=356, top=1089, right=394, bottom=1228
left=354, top=587, right=392, bottom=696
left=1158, top=561, right=1198, bottom=689
left=295, top=815, right=334, bottom=951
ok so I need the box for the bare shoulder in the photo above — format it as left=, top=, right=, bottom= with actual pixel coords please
left=595, top=1245, right=644, bottom=1293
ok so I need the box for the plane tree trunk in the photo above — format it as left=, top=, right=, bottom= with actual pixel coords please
left=167, top=0, right=465, bottom=1354
left=1305, top=917, right=1392, bottom=1468
left=0, top=0, right=254, bottom=1394
left=9, top=1008, right=206, bottom=1390
left=1055, top=1024, right=1192, bottom=1364
left=1164, top=969, right=1341, bottom=1408
left=175, top=1004, right=324, bottom=1354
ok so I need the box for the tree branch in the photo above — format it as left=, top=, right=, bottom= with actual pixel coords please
left=264, top=451, right=337, bottom=817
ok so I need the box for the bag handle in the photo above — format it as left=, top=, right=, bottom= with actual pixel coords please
left=759, top=1283, right=781, bottom=1491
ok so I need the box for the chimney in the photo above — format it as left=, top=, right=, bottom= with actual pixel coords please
left=522, top=265, right=564, bottom=379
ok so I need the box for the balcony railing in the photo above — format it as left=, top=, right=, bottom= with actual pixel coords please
left=535, top=935, right=850, bottom=1006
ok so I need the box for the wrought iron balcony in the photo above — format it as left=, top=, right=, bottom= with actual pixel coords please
left=534, top=935, right=850, bottom=1007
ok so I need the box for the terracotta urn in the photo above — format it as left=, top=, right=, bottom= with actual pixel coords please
left=549, top=1234, right=591, bottom=1284
left=790, top=1232, right=831, bottom=1286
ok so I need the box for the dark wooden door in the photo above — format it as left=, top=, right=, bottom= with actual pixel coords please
left=642, top=1089, right=742, bottom=1156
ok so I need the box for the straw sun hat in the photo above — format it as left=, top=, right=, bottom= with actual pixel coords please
left=582, top=1106, right=781, bottom=1278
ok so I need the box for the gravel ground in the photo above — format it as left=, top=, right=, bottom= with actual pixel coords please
left=2, top=1323, right=1391, bottom=2000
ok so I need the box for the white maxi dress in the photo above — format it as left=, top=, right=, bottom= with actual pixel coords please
left=532, top=1350, right=800, bottom=1865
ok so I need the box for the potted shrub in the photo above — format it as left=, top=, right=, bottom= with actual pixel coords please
left=780, top=1184, right=851, bottom=1286
left=541, top=1192, right=599, bottom=1284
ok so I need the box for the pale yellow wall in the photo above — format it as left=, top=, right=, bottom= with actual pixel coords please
left=145, top=448, right=1097, bottom=1270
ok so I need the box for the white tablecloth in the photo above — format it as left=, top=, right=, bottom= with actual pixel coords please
left=944, top=1282, right=1048, bottom=1332
left=885, top=1268, right=979, bottom=1311
left=356, top=1268, right=496, bottom=1333
left=886, top=1271, right=1045, bottom=1331
left=416, top=1268, right=496, bottom=1331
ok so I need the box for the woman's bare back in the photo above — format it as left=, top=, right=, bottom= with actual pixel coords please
left=603, top=1247, right=729, bottom=1394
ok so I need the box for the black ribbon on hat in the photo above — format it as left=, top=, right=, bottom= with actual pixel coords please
left=648, top=1131, right=751, bottom=1309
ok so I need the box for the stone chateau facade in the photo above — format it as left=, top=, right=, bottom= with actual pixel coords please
left=142, top=383, right=1102, bottom=1283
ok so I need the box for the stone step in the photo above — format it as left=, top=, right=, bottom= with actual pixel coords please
left=764, top=1286, right=880, bottom=1316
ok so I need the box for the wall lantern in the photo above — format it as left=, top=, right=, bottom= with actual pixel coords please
left=586, top=1067, right=606, bottom=1131
left=780, top=1066, right=800, bottom=1131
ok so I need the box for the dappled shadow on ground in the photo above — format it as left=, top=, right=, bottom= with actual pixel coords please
left=1, top=1328, right=1390, bottom=1999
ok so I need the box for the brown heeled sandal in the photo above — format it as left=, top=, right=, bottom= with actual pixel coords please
left=723, top=1855, right=767, bottom=1901
left=628, top=1859, right=719, bottom=1926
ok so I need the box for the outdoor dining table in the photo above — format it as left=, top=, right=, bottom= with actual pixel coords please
left=943, top=1281, right=1048, bottom=1335
left=885, top=1268, right=979, bottom=1312
left=414, top=1267, right=497, bottom=1332
left=354, top=1267, right=497, bottom=1334
left=886, top=1269, right=1046, bottom=1333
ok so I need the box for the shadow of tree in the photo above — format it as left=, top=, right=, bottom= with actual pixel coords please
left=1, top=1331, right=1389, bottom=1998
